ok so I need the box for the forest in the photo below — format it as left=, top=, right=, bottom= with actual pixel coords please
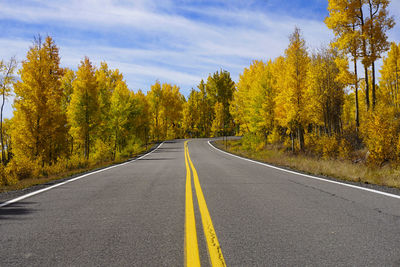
left=0, top=0, right=399, bottom=187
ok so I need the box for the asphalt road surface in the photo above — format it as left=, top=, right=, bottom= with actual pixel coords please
left=1, top=139, right=400, bottom=266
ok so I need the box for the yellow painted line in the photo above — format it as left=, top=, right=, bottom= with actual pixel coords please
left=187, top=142, right=227, bottom=267
left=184, top=141, right=200, bottom=267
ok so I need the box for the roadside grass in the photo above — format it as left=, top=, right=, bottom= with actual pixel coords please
left=0, top=144, right=151, bottom=193
left=214, top=139, right=400, bottom=189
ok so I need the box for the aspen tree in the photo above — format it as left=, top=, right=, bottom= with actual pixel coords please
left=67, top=57, right=99, bottom=160
left=197, top=80, right=213, bottom=137
left=326, top=0, right=362, bottom=128
left=148, top=81, right=162, bottom=140
left=110, top=80, right=131, bottom=158
left=135, top=89, right=151, bottom=146
left=182, top=89, right=201, bottom=138
left=0, top=57, right=16, bottom=164
left=364, top=0, right=395, bottom=109
left=95, top=63, right=123, bottom=142
left=380, top=42, right=400, bottom=107
left=306, top=48, right=345, bottom=136
left=275, top=27, right=309, bottom=151
left=206, top=70, right=235, bottom=136
left=13, top=36, right=66, bottom=165
left=159, top=83, right=184, bottom=139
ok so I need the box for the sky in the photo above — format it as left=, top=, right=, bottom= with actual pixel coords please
left=0, top=0, right=400, bottom=118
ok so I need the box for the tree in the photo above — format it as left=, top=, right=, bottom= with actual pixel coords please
left=60, top=68, right=76, bottom=155
left=95, top=62, right=123, bottom=143
left=326, top=0, right=363, bottom=128
left=148, top=81, right=162, bottom=140
left=12, top=36, right=67, bottom=165
left=0, top=57, right=17, bottom=164
left=67, top=57, right=99, bottom=160
left=364, top=0, right=395, bottom=109
left=159, top=83, right=184, bottom=139
left=211, top=102, right=224, bottom=137
left=231, top=60, right=276, bottom=142
left=135, top=89, right=151, bottom=147
left=183, top=89, right=201, bottom=137
left=306, top=48, right=345, bottom=136
left=206, top=70, right=235, bottom=136
left=275, top=27, right=309, bottom=151
left=110, top=80, right=132, bottom=158
left=197, top=79, right=213, bottom=137
left=380, top=42, right=400, bottom=108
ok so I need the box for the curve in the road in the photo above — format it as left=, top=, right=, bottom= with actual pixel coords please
left=208, top=140, right=400, bottom=200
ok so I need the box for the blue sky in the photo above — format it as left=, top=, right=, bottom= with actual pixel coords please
left=0, top=0, right=399, bottom=118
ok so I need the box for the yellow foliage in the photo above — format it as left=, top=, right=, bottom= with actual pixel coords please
left=68, top=56, right=99, bottom=160
left=12, top=36, right=67, bottom=165
left=363, top=106, right=398, bottom=165
left=211, top=102, right=224, bottom=137
left=232, top=60, right=275, bottom=140
left=92, top=139, right=113, bottom=163
left=320, top=136, right=339, bottom=159
left=66, top=154, right=88, bottom=170
left=7, top=156, right=40, bottom=181
left=338, top=139, right=352, bottom=160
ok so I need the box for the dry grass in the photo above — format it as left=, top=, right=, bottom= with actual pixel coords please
left=0, top=145, right=149, bottom=193
left=215, top=139, right=400, bottom=189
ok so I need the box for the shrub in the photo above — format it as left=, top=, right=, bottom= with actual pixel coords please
left=338, top=138, right=352, bottom=160
left=41, top=158, right=68, bottom=177
left=304, top=133, right=321, bottom=156
left=6, top=156, right=40, bottom=181
left=319, top=136, right=339, bottom=159
left=363, top=107, right=398, bottom=165
left=66, top=154, right=88, bottom=170
left=92, top=139, right=113, bottom=163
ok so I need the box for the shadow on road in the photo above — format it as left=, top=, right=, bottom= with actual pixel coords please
left=0, top=201, right=36, bottom=220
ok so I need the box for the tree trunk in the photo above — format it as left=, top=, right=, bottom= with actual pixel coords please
left=359, top=3, right=370, bottom=111
left=396, top=60, right=399, bottom=108
left=290, top=132, right=295, bottom=152
left=371, top=61, right=376, bottom=109
left=0, top=90, right=5, bottom=165
left=364, top=66, right=370, bottom=111
left=354, top=57, right=360, bottom=129
left=298, top=126, right=304, bottom=152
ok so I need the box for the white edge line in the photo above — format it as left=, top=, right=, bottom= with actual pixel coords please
left=208, top=140, right=400, bottom=200
left=0, top=142, right=164, bottom=208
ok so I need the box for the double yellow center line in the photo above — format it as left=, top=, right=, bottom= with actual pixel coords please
left=184, top=141, right=226, bottom=267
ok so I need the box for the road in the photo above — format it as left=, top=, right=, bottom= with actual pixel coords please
left=1, top=139, right=400, bottom=266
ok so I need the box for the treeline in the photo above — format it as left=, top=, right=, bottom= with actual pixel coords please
left=230, top=0, right=399, bottom=166
left=0, top=36, right=236, bottom=185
